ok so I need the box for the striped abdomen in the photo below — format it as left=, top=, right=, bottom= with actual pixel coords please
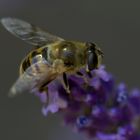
left=19, top=47, right=48, bottom=75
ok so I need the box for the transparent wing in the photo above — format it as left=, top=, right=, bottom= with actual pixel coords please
left=8, top=59, right=58, bottom=97
left=1, top=17, right=64, bottom=46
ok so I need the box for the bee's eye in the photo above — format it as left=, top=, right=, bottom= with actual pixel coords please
left=86, top=42, right=98, bottom=70
left=87, top=52, right=98, bottom=71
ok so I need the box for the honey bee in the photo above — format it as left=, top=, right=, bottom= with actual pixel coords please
left=1, top=17, right=104, bottom=97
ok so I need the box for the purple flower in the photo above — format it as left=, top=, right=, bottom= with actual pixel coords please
left=33, top=65, right=140, bottom=140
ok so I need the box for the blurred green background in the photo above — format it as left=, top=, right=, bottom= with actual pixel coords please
left=0, top=0, right=140, bottom=140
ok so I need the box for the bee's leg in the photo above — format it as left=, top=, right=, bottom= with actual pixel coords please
left=62, top=72, right=70, bottom=94
left=76, top=71, right=83, bottom=76
left=76, top=71, right=89, bottom=84
left=39, top=81, right=50, bottom=92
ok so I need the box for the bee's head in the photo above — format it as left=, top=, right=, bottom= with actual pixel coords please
left=86, top=42, right=104, bottom=71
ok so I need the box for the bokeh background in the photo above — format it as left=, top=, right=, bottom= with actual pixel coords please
left=0, top=0, right=140, bottom=140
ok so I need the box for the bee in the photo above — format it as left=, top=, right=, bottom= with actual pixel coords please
left=1, top=17, right=104, bottom=98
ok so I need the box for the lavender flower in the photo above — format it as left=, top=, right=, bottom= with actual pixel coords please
left=34, top=65, right=140, bottom=140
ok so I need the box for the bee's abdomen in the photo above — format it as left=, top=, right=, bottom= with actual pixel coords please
left=19, top=47, right=48, bottom=75
left=19, top=56, right=31, bottom=74
left=19, top=49, right=41, bottom=74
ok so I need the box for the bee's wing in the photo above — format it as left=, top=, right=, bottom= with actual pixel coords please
left=8, top=59, right=58, bottom=97
left=1, top=17, right=64, bottom=47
